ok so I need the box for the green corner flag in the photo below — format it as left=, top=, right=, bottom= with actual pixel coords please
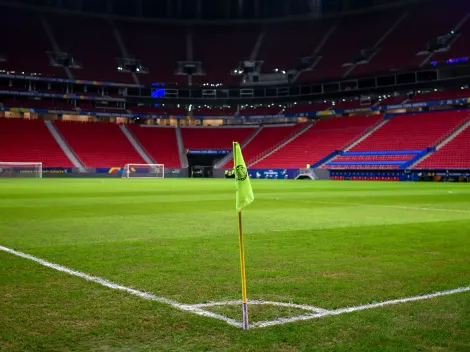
left=233, top=142, right=254, bottom=212
left=233, top=141, right=254, bottom=330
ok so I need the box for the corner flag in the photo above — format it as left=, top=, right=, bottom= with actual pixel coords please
left=233, top=141, right=254, bottom=330
left=233, top=142, right=254, bottom=211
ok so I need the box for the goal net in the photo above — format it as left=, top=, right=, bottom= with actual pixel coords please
left=122, top=164, right=165, bottom=179
left=0, top=162, right=43, bottom=178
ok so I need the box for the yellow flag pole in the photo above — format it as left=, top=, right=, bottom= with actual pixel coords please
left=238, top=210, right=249, bottom=330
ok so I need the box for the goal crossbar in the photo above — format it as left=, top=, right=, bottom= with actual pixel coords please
left=0, top=162, right=43, bottom=178
left=122, top=163, right=164, bottom=179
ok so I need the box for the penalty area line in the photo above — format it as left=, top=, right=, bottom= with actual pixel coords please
left=0, top=245, right=241, bottom=328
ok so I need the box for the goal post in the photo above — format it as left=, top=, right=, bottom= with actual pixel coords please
left=122, top=164, right=165, bottom=179
left=0, top=162, right=43, bottom=178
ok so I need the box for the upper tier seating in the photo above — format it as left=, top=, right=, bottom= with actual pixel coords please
left=181, top=127, right=256, bottom=150
left=416, top=124, right=470, bottom=169
left=118, top=22, right=187, bottom=85
left=54, top=121, right=145, bottom=167
left=192, top=26, right=257, bottom=85
left=2, top=0, right=468, bottom=85
left=129, top=106, right=187, bottom=116
left=352, top=0, right=467, bottom=77
left=350, top=110, right=468, bottom=152
left=0, top=118, right=73, bottom=167
left=378, top=96, right=406, bottom=106
left=193, top=107, right=235, bottom=117
left=410, top=89, right=470, bottom=102
left=257, top=20, right=333, bottom=73
left=0, top=7, right=64, bottom=77
left=127, top=125, right=181, bottom=168
left=299, top=9, right=404, bottom=82
left=224, top=124, right=305, bottom=168
left=48, top=15, right=135, bottom=84
left=239, top=107, right=282, bottom=116
left=284, top=103, right=331, bottom=114
left=334, top=99, right=376, bottom=110
left=3, top=98, right=75, bottom=110
left=423, top=12, right=470, bottom=63
left=252, top=115, right=382, bottom=169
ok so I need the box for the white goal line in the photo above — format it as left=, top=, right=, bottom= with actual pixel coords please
left=1, top=245, right=469, bottom=329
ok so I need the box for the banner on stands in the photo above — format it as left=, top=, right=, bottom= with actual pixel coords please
left=187, top=149, right=231, bottom=155
left=248, top=168, right=297, bottom=179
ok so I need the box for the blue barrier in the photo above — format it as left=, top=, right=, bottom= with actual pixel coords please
left=311, top=150, right=341, bottom=168
left=248, top=168, right=298, bottom=179
left=327, top=161, right=405, bottom=166
left=340, top=150, right=421, bottom=156
left=400, top=148, right=434, bottom=169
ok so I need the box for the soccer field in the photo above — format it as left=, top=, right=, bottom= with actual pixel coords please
left=1, top=179, right=469, bottom=351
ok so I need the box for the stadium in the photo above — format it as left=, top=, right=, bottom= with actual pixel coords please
left=1, top=0, right=469, bottom=350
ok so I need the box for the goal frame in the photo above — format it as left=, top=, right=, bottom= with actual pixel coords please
left=122, top=163, right=165, bottom=179
left=0, top=162, right=43, bottom=178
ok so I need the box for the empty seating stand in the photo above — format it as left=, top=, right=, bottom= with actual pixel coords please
left=238, top=107, right=282, bottom=116
left=326, top=151, right=421, bottom=169
left=54, top=121, right=146, bottom=168
left=350, top=111, right=467, bottom=152
left=284, top=103, right=331, bottom=114
left=0, top=7, right=64, bottom=77
left=324, top=110, right=469, bottom=170
left=49, top=14, right=134, bottom=83
left=181, top=127, right=256, bottom=150
left=127, top=125, right=181, bottom=168
left=0, top=118, right=73, bottom=167
left=417, top=125, right=470, bottom=169
left=252, top=115, right=382, bottom=169
left=224, top=124, right=305, bottom=168
left=192, top=26, right=257, bottom=85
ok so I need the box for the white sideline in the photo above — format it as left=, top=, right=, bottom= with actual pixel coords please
left=0, top=245, right=240, bottom=328
left=1, top=245, right=469, bottom=329
left=315, top=201, right=470, bottom=214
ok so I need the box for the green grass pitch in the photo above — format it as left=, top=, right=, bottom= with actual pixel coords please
left=1, top=178, right=469, bottom=351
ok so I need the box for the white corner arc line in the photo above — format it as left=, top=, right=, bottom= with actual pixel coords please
left=0, top=245, right=241, bottom=328
left=1, top=245, right=469, bottom=330
left=192, top=299, right=329, bottom=313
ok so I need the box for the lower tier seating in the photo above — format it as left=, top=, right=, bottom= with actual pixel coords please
left=325, top=151, right=420, bottom=169
left=54, top=121, right=146, bottom=168
left=0, top=118, right=73, bottom=167
left=181, top=127, right=256, bottom=150
left=351, top=111, right=468, bottom=151
left=252, top=115, right=382, bottom=169
left=127, top=125, right=181, bottom=168
left=416, top=125, right=470, bottom=169
left=224, top=124, right=305, bottom=168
